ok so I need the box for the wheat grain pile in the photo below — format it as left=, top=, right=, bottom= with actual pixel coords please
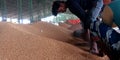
left=0, top=22, right=109, bottom=60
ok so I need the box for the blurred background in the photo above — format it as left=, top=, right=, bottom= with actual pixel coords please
left=0, top=0, right=78, bottom=24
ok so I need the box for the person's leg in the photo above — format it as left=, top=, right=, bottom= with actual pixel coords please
left=89, top=0, right=103, bottom=54
left=91, top=0, right=103, bottom=22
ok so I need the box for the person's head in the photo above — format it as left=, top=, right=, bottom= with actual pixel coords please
left=52, top=1, right=67, bottom=16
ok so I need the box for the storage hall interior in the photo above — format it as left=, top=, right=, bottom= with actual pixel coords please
left=0, top=0, right=112, bottom=60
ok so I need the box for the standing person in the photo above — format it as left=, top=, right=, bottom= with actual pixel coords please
left=90, top=0, right=120, bottom=59
left=90, top=0, right=104, bottom=54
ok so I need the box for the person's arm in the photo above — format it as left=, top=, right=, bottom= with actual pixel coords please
left=92, top=0, right=99, bottom=7
left=67, top=0, right=86, bottom=22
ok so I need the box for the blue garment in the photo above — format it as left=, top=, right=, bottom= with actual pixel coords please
left=90, top=20, right=120, bottom=50
left=90, top=20, right=120, bottom=60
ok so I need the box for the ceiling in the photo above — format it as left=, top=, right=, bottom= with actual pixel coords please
left=0, top=0, right=68, bottom=22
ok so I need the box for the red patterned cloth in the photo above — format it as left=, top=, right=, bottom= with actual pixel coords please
left=66, top=19, right=80, bottom=25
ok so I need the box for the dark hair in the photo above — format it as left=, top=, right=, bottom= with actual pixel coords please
left=52, top=1, right=65, bottom=16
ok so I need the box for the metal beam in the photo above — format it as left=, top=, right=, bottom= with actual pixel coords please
left=1, top=0, right=7, bottom=21
left=28, top=0, right=34, bottom=23
left=17, top=0, right=23, bottom=23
